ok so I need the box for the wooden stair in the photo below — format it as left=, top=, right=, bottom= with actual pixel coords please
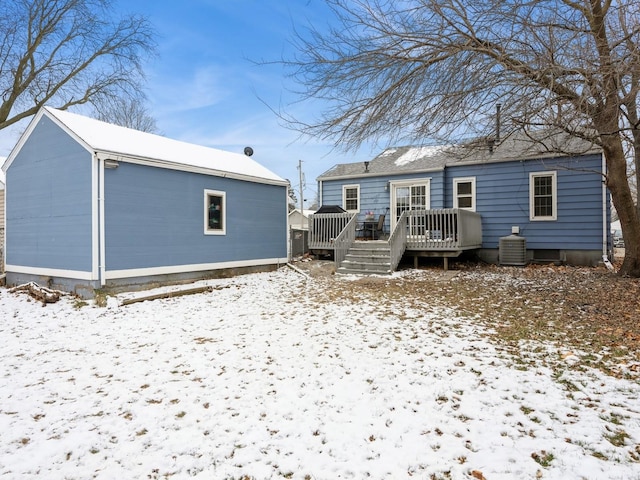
left=337, top=241, right=393, bottom=275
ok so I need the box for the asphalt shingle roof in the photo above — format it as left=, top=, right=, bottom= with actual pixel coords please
left=318, top=130, right=601, bottom=180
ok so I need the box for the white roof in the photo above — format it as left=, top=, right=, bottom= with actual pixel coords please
left=5, top=107, right=286, bottom=186
left=288, top=208, right=314, bottom=217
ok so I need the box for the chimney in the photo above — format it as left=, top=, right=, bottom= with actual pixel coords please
left=496, top=103, right=502, bottom=144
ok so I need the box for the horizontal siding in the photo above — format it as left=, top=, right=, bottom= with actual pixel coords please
left=319, top=153, right=606, bottom=252
left=104, top=162, right=287, bottom=271
left=445, top=154, right=606, bottom=250
left=6, top=115, right=93, bottom=272
left=320, top=171, right=445, bottom=232
left=0, top=189, right=4, bottom=227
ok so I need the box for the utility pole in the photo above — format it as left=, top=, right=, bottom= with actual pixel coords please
left=298, top=159, right=304, bottom=229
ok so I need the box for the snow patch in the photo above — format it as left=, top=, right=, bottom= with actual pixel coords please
left=1, top=269, right=639, bottom=479
left=394, top=146, right=443, bottom=166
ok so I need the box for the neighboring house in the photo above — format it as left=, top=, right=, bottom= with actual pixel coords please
left=288, top=208, right=315, bottom=257
left=2, top=107, right=289, bottom=297
left=288, top=208, right=314, bottom=230
left=312, top=130, right=610, bottom=272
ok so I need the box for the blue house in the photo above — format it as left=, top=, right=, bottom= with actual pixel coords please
left=2, top=107, right=289, bottom=297
left=310, top=131, right=610, bottom=273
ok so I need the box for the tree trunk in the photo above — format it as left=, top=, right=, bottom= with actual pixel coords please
left=603, top=137, right=640, bottom=276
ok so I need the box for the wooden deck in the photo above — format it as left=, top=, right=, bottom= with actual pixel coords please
left=309, top=209, right=482, bottom=271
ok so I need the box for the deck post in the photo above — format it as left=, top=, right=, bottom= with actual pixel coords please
left=443, top=257, right=449, bottom=271
left=414, top=255, right=418, bottom=269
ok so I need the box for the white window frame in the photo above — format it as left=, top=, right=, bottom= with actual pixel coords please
left=453, top=177, right=476, bottom=211
left=389, top=178, right=431, bottom=231
left=529, top=171, right=557, bottom=221
left=204, top=189, right=226, bottom=235
left=342, top=184, right=360, bottom=213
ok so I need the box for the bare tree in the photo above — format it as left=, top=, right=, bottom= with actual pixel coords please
left=284, top=0, right=640, bottom=276
left=91, top=95, right=158, bottom=133
left=0, top=0, right=156, bottom=131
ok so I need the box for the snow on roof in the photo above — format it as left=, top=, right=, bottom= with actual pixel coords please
left=379, top=148, right=397, bottom=157
left=44, top=107, right=286, bottom=185
left=394, top=146, right=445, bottom=167
left=287, top=208, right=315, bottom=217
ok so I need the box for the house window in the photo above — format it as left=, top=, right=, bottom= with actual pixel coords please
left=343, top=185, right=360, bottom=212
left=204, top=189, right=226, bottom=235
left=453, top=177, right=476, bottom=211
left=529, top=171, right=557, bottom=221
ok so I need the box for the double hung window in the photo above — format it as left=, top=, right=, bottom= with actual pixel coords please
left=453, top=177, right=476, bottom=211
left=529, top=171, right=557, bottom=221
left=343, top=185, right=360, bottom=212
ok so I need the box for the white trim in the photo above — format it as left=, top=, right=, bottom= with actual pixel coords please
left=204, top=189, right=226, bottom=235
left=94, top=152, right=289, bottom=187
left=453, top=176, right=476, bottom=212
left=389, top=178, right=432, bottom=231
left=6, top=265, right=94, bottom=280
left=2, top=109, right=287, bottom=187
left=3, top=108, right=96, bottom=174
left=105, top=258, right=288, bottom=280
left=342, top=184, right=360, bottom=212
left=318, top=168, right=444, bottom=182
left=94, top=154, right=101, bottom=282
left=529, top=171, right=557, bottom=221
left=2, top=109, right=47, bottom=173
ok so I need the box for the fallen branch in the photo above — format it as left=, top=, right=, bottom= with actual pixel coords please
left=121, top=286, right=213, bottom=306
left=10, top=282, right=63, bottom=305
left=286, top=262, right=311, bottom=280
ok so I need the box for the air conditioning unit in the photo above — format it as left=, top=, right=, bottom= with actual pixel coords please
left=499, top=234, right=527, bottom=266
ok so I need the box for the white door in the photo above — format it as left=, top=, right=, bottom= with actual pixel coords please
left=390, top=180, right=430, bottom=235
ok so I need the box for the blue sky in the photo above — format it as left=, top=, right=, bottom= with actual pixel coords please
left=0, top=0, right=377, bottom=206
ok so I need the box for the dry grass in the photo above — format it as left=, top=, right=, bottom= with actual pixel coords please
left=295, top=257, right=640, bottom=376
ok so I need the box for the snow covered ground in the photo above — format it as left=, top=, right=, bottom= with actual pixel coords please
left=0, top=267, right=639, bottom=479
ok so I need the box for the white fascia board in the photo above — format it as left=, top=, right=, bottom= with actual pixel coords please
left=317, top=167, right=444, bottom=182
left=95, top=151, right=289, bottom=187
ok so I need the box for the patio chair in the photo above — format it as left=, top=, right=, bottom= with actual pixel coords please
left=373, top=214, right=385, bottom=239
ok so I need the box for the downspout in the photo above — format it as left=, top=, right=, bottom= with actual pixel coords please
left=601, top=152, right=614, bottom=270
left=98, top=156, right=107, bottom=285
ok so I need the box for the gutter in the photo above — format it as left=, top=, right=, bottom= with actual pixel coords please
left=94, top=151, right=289, bottom=187
left=317, top=166, right=444, bottom=183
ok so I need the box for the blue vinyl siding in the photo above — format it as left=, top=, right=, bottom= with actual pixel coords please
left=319, top=153, right=606, bottom=252
left=6, top=116, right=93, bottom=271
left=104, top=162, right=287, bottom=271
left=445, top=154, right=605, bottom=250
left=321, top=171, right=445, bottom=232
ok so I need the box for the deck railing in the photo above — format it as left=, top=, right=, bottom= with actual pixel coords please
left=388, top=211, right=408, bottom=271
left=405, top=208, right=482, bottom=250
left=308, top=208, right=482, bottom=265
left=308, top=212, right=356, bottom=250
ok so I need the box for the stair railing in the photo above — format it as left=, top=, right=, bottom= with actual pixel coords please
left=388, top=211, right=408, bottom=272
left=332, top=214, right=359, bottom=269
